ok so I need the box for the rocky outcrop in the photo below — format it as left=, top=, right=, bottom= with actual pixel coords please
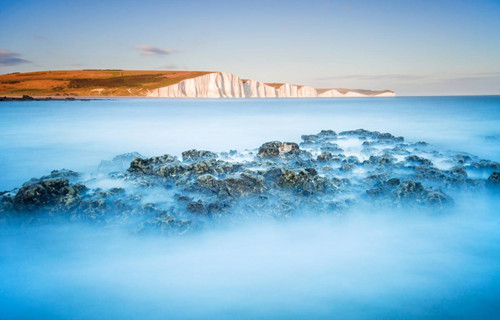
left=6, top=128, right=496, bottom=234
left=147, top=72, right=396, bottom=98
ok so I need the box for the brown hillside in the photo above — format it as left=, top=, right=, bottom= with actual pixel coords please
left=0, top=70, right=212, bottom=97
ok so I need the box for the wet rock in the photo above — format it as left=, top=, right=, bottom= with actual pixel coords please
left=455, top=154, right=472, bottom=165
left=467, top=160, right=500, bottom=171
left=378, top=132, right=404, bottom=142
left=13, top=178, right=85, bottom=212
left=317, top=130, right=337, bottom=138
left=405, top=155, right=433, bottom=167
left=277, top=169, right=328, bottom=194
left=187, top=200, right=207, bottom=215
left=365, top=178, right=401, bottom=198
left=206, top=200, right=230, bottom=214
left=301, top=134, right=319, bottom=143
left=176, top=194, right=192, bottom=202
left=395, top=180, right=424, bottom=198
left=339, top=129, right=378, bottom=138
left=487, top=172, right=500, bottom=185
left=197, top=173, right=264, bottom=197
left=257, top=141, right=301, bottom=158
left=450, top=166, right=468, bottom=179
left=197, top=174, right=220, bottom=193
left=320, top=142, right=343, bottom=153
left=128, top=154, right=177, bottom=175
left=367, top=155, right=394, bottom=165
left=223, top=173, right=265, bottom=196
left=414, top=166, right=447, bottom=181
left=392, top=180, right=452, bottom=207
left=317, top=151, right=333, bottom=162
left=158, top=163, right=187, bottom=178
left=182, top=149, right=218, bottom=162
left=385, top=178, right=401, bottom=186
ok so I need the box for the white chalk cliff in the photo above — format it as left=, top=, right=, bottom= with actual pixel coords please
left=146, top=72, right=395, bottom=98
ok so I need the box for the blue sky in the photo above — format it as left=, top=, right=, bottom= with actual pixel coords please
left=0, top=0, right=499, bottom=95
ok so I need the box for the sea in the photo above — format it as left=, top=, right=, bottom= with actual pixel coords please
left=1, top=96, right=499, bottom=319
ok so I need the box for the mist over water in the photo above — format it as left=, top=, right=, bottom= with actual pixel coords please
left=1, top=97, right=499, bottom=190
left=1, top=96, right=500, bottom=319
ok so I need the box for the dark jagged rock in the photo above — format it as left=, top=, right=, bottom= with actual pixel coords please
left=450, top=166, right=468, bottom=179
left=405, top=155, right=433, bottom=167
left=467, top=160, right=500, bottom=171
left=182, top=149, right=218, bottom=162
left=128, top=154, right=177, bottom=175
left=317, top=151, right=333, bottom=162
left=187, top=200, right=207, bottom=215
left=13, top=178, right=85, bottom=212
left=393, top=180, right=452, bottom=207
left=366, top=178, right=452, bottom=208
left=197, top=173, right=265, bottom=197
left=487, top=172, right=500, bottom=186
left=414, top=166, right=447, bottom=181
left=257, top=141, right=301, bottom=158
left=277, top=169, right=329, bottom=194
left=339, top=129, right=378, bottom=137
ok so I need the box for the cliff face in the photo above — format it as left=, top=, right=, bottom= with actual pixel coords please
left=147, top=72, right=395, bottom=98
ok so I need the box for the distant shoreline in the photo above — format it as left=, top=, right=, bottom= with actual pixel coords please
left=0, top=95, right=98, bottom=102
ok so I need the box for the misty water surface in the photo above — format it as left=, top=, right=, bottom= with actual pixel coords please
left=1, top=96, right=500, bottom=319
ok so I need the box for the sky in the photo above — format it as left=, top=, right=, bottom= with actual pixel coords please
left=0, top=0, right=499, bottom=95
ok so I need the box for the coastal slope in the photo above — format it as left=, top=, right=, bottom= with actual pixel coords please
left=0, top=70, right=395, bottom=98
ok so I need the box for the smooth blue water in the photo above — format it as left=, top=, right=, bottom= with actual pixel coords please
left=1, top=96, right=499, bottom=190
left=1, top=96, right=500, bottom=320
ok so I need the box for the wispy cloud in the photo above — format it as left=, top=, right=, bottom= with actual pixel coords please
left=316, top=72, right=500, bottom=83
left=445, top=72, right=500, bottom=81
left=0, top=49, right=31, bottom=66
left=156, top=64, right=180, bottom=70
left=135, top=45, right=178, bottom=56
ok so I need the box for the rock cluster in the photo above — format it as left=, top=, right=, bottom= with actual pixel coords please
left=1, top=129, right=498, bottom=233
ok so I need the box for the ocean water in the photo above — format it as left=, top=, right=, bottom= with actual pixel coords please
left=1, top=96, right=500, bottom=319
